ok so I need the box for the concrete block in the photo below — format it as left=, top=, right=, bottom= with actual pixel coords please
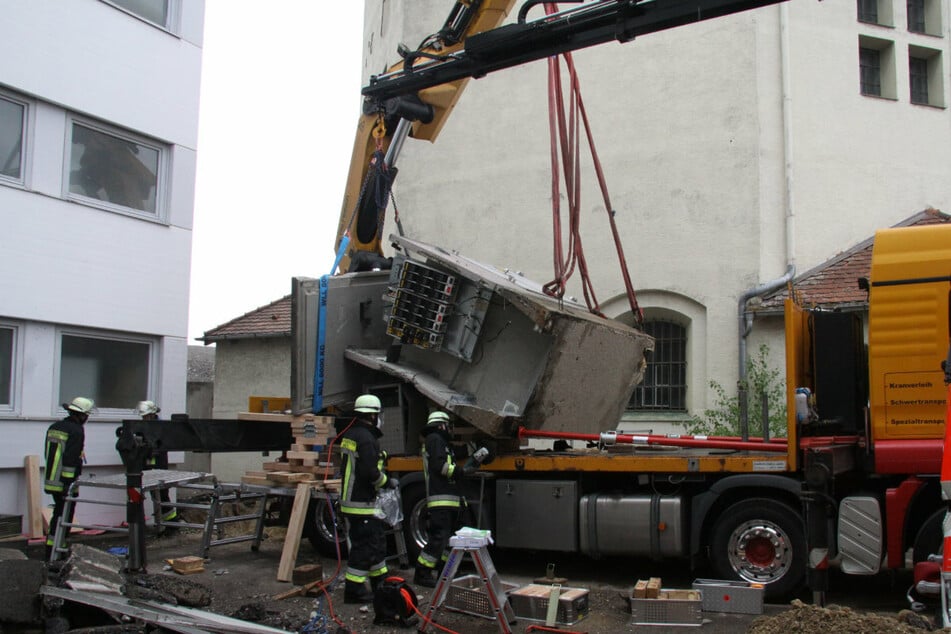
left=0, top=558, right=45, bottom=624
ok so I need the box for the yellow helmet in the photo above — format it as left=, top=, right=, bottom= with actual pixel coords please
left=64, top=397, right=94, bottom=415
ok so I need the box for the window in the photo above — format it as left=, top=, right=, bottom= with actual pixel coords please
left=105, top=0, right=171, bottom=29
left=67, top=120, right=165, bottom=217
left=859, top=36, right=897, bottom=99
left=907, top=0, right=941, bottom=34
left=629, top=320, right=687, bottom=411
left=860, top=47, right=882, bottom=95
left=0, top=94, right=26, bottom=184
left=910, top=56, right=929, bottom=103
left=909, top=46, right=945, bottom=106
left=908, top=0, right=926, bottom=31
left=59, top=333, right=151, bottom=410
left=858, top=0, right=879, bottom=23
left=857, top=0, right=894, bottom=25
left=0, top=326, right=14, bottom=409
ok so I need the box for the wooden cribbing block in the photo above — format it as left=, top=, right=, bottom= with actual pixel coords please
left=646, top=577, right=662, bottom=599
left=277, top=483, right=313, bottom=582
left=292, top=563, right=323, bottom=585
left=633, top=579, right=649, bottom=599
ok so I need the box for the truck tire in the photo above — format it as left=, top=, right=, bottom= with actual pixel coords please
left=402, top=482, right=428, bottom=563
left=709, top=498, right=805, bottom=598
left=304, top=496, right=348, bottom=559
left=913, top=508, right=945, bottom=565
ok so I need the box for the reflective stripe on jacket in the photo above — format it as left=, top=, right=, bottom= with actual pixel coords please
left=338, top=421, right=387, bottom=516
left=422, top=428, right=461, bottom=509
left=44, top=417, right=85, bottom=494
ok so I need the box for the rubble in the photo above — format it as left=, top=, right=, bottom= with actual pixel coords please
left=748, top=599, right=946, bottom=633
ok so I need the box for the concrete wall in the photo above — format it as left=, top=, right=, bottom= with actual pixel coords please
left=0, top=0, right=204, bottom=529
left=361, top=0, right=951, bottom=424
left=208, top=337, right=291, bottom=482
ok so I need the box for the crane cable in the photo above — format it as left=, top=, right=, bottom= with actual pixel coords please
left=541, top=3, right=643, bottom=326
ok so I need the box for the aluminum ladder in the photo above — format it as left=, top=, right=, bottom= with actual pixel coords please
left=418, top=542, right=515, bottom=634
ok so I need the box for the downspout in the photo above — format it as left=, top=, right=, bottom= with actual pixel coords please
left=738, top=3, right=797, bottom=439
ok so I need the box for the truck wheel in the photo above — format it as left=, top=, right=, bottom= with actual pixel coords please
left=710, top=498, right=805, bottom=598
left=305, top=496, right=348, bottom=559
left=913, top=508, right=945, bottom=565
left=402, top=482, right=429, bottom=563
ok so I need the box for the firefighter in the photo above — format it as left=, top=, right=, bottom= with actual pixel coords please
left=414, top=411, right=490, bottom=587
left=414, top=410, right=461, bottom=588
left=136, top=400, right=180, bottom=528
left=44, top=397, right=93, bottom=559
left=338, top=393, right=398, bottom=603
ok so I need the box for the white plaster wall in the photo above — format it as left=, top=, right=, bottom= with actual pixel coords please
left=208, top=338, right=292, bottom=482
left=360, top=0, right=951, bottom=416
left=0, top=0, right=203, bottom=528
left=0, top=0, right=204, bottom=148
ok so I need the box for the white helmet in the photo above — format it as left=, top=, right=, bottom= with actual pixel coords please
left=135, top=400, right=160, bottom=416
left=426, top=411, right=451, bottom=427
left=64, top=397, right=94, bottom=415
left=354, top=394, right=382, bottom=414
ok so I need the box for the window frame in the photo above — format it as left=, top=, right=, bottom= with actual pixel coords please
left=100, top=0, right=181, bottom=34
left=63, top=116, right=170, bottom=223
left=54, top=328, right=156, bottom=417
left=0, top=89, right=31, bottom=189
left=859, top=36, right=898, bottom=99
left=857, top=0, right=894, bottom=26
left=628, top=319, right=688, bottom=413
left=0, top=322, right=20, bottom=414
left=908, top=45, right=945, bottom=107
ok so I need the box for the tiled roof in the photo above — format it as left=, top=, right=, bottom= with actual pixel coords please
left=757, top=208, right=949, bottom=313
left=199, top=295, right=292, bottom=343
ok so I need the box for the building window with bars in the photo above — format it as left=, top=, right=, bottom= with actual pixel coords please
left=858, top=0, right=879, bottom=23
left=629, top=320, right=687, bottom=412
left=907, top=0, right=926, bottom=31
left=910, top=56, right=929, bottom=104
left=860, top=47, right=882, bottom=96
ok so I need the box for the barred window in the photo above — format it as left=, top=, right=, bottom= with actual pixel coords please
left=629, top=320, right=687, bottom=411
left=860, top=47, right=882, bottom=96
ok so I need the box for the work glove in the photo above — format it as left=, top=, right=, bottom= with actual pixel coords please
left=386, top=475, right=400, bottom=489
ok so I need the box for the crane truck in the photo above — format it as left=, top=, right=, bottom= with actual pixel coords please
left=291, top=0, right=951, bottom=600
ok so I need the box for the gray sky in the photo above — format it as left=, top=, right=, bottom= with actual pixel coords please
left=188, top=2, right=364, bottom=342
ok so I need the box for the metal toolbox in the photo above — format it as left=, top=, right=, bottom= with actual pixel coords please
left=509, top=584, right=589, bottom=625
left=691, top=578, right=764, bottom=614
left=630, top=589, right=703, bottom=626
left=445, top=575, right=518, bottom=620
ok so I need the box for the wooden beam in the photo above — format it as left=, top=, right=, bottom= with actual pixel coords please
left=24, top=455, right=44, bottom=538
left=276, top=483, right=312, bottom=582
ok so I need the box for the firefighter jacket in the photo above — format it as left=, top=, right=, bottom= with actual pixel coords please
left=44, top=416, right=85, bottom=494
left=338, top=419, right=389, bottom=516
left=422, top=426, right=461, bottom=510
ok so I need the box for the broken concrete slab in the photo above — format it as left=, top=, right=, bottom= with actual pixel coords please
left=0, top=557, right=45, bottom=624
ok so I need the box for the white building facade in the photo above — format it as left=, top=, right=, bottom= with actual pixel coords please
left=361, top=0, right=951, bottom=430
left=0, top=0, right=204, bottom=528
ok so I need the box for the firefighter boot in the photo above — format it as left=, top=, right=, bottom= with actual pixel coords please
left=414, top=565, right=438, bottom=588
left=343, top=580, right=374, bottom=604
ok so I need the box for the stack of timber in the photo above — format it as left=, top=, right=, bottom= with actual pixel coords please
left=237, top=412, right=340, bottom=493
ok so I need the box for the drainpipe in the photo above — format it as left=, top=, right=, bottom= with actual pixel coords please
left=737, top=3, right=797, bottom=439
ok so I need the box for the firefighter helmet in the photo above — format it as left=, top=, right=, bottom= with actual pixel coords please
left=426, top=411, right=451, bottom=427
left=354, top=394, right=382, bottom=413
left=64, top=397, right=94, bottom=415
left=135, top=400, right=160, bottom=416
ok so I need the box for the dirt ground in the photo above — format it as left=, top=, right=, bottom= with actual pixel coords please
left=132, top=523, right=948, bottom=634
left=9, top=511, right=949, bottom=634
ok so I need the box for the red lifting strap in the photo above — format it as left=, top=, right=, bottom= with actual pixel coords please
left=541, top=2, right=643, bottom=326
